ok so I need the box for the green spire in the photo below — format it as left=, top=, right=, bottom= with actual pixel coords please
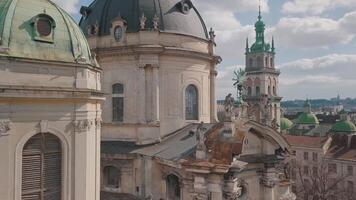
left=258, top=5, right=262, bottom=21
left=245, top=38, right=249, bottom=53
left=249, top=5, right=272, bottom=53
left=271, top=36, right=275, bottom=52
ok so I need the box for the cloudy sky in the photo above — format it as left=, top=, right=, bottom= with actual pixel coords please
left=54, top=0, right=356, bottom=100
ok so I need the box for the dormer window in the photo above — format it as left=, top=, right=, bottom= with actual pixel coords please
left=37, top=18, right=52, bottom=36
left=114, top=26, right=123, bottom=41
left=177, top=0, right=193, bottom=14
left=32, top=14, right=56, bottom=43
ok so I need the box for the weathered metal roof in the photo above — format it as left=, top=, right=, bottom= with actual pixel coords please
left=79, top=0, right=209, bottom=39
left=0, top=0, right=96, bottom=66
left=101, top=123, right=216, bottom=161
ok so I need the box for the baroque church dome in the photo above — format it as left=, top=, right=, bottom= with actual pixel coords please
left=331, top=121, right=356, bottom=134
left=280, top=118, right=293, bottom=131
left=0, top=0, right=95, bottom=65
left=79, top=0, right=209, bottom=39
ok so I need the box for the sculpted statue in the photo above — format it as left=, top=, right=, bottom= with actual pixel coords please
left=260, top=94, right=271, bottom=124
left=224, top=94, right=235, bottom=121
left=152, top=14, right=159, bottom=30
left=272, top=118, right=280, bottom=129
left=140, top=13, right=147, bottom=30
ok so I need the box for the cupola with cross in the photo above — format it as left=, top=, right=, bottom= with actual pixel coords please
left=243, top=6, right=282, bottom=129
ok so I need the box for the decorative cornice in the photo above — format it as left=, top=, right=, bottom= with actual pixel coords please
left=0, top=85, right=104, bottom=101
left=94, top=45, right=217, bottom=63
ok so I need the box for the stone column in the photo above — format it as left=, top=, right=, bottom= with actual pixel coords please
left=138, top=64, right=146, bottom=123
left=74, top=115, right=100, bottom=200
left=152, top=65, right=160, bottom=123
left=210, top=68, right=218, bottom=123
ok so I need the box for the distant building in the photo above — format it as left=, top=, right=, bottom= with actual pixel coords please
left=283, top=102, right=356, bottom=199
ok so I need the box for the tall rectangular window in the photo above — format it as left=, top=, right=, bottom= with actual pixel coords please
left=112, top=83, right=124, bottom=122
left=328, top=163, right=337, bottom=173
left=303, top=152, right=309, bottom=160
left=348, top=166, right=353, bottom=176
left=312, top=152, right=318, bottom=162
left=304, top=166, right=309, bottom=175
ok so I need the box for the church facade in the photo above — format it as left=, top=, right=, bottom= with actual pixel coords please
left=0, top=0, right=102, bottom=200
left=0, top=0, right=295, bottom=200
left=79, top=0, right=294, bottom=200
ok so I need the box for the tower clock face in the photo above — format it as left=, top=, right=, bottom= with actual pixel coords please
left=114, top=26, right=123, bottom=41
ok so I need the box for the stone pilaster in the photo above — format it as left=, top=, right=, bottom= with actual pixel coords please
left=152, top=64, right=160, bottom=123
left=210, top=69, right=218, bottom=123
left=137, top=64, right=147, bottom=123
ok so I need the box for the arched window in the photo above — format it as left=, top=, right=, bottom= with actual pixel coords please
left=249, top=58, right=253, bottom=67
left=103, top=166, right=120, bottom=188
left=273, top=78, right=277, bottom=95
left=270, top=58, right=274, bottom=68
left=257, top=56, right=263, bottom=67
left=248, top=87, right=252, bottom=96
left=268, top=86, right=271, bottom=95
left=185, top=85, right=198, bottom=120
left=268, top=77, right=272, bottom=95
left=112, top=83, right=124, bottom=122
left=265, top=57, right=268, bottom=67
left=166, top=174, right=181, bottom=200
left=256, top=86, right=260, bottom=96
left=22, top=133, right=62, bottom=200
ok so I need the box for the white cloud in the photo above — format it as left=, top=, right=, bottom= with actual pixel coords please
left=194, top=0, right=269, bottom=14
left=277, top=54, right=356, bottom=99
left=217, top=54, right=356, bottom=100
left=52, top=0, right=80, bottom=14
left=270, top=11, right=356, bottom=48
left=282, top=0, right=356, bottom=15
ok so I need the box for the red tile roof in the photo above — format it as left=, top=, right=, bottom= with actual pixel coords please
left=283, top=135, right=328, bottom=148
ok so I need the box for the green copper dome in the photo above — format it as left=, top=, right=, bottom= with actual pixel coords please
left=79, top=0, right=209, bottom=39
left=0, top=0, right=95, bottom=66
left=281, top=118, right=293, bottom=131
left=296, top=113, right=319, bottom=125
left=331, top=121, right=356, bottom=133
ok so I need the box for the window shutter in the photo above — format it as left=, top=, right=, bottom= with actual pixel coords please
left=22, top=133, right=62, bottom=200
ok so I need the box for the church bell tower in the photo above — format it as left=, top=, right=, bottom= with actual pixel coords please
left=243, top=7, right=282, bottom=129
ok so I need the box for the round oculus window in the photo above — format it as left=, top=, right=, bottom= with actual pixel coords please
left=114, top=26, right=123, bottom=41
left=37, top=18, right=52, bottom=36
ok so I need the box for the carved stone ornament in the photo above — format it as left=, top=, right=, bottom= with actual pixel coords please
left=279, top=190, right=296, bottom=200
left=95, top=117, right=103, bottom=127
left=73, top=119, right=93, bottom=132
left=140, top=13, right=147, bottom=30
left=152, top=14, right=159, bottom=30
left=0, top=120, right=11, bottom=136
left=40, top=120, right=49, bottom=133
left=260, top=176, right=276, bottom=188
